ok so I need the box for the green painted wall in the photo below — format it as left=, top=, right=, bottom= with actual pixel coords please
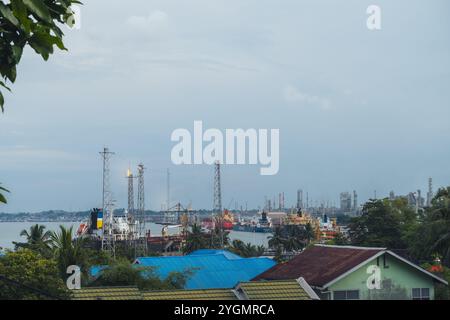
left=326, top=253, right=436, bottom=300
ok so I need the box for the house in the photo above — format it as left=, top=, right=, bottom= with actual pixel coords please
left=133, top=249, right=276, bottom=289
left=71, top=278, right=319, bottom=300
left=253, top=245, right=448, bottom=300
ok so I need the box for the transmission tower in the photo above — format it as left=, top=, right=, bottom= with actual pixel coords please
left=126, top=168, right=136, bottom=237
left=136, top=163, right=147, bottom=256
left=100, top=147, right=115, bottom=257
left=167, top=168, right=170, bottom=211
left=213, top=161, right=224, bottom=248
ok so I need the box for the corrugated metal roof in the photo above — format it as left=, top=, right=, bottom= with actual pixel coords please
left=188, top=249, right=242, bottom=259
left=238, top=280, right=313, bottom=300
left=135, top=250, right=276, bottom=289
left=143, top=288, right=238, bottom=300
left=71, top=286, right=142, bottom=300
left=253, top=245, right=385, bottom=287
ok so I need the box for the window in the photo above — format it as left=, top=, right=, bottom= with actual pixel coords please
left=320, top=292, right=331, bottom=300
left=412, top=288, right=430, bottom=300
left=333, top=290, right=360, bottom=300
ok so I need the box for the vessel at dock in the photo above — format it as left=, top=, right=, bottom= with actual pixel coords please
left=232, top=211, right=272, bottom=233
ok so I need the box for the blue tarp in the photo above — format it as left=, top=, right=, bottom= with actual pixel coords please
left=134, top=250, right=275, bottom=289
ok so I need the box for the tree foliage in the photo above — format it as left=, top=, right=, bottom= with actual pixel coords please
left=348, top=198, right=416, bottom=249
left=13, top=223, right=52, bottom=257
left=228, top=239, right=265, bottom=258
left=183, top=223, right=208, bottom=254
left=268, top=224, right=313, bottom=252
left=90, top=259, right=193, bottom=291
left=0, top=183, right=9, bottom=204
left=50, top=225, right=87, bottom=278
left=0, top=249, right=68, bottom=299
left=0, top=0, right=80, bottom=111
left=407, top=187, right=450, bottom=266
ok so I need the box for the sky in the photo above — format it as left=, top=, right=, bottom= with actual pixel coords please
left=1, top=0, right=450, bottom=213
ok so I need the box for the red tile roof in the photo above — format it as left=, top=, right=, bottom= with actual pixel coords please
left=253, top=245, right=385, bottom=288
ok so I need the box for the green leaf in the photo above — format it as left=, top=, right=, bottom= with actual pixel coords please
left=0, top=81, right=11, bottom=92
left=29, top=30, right=67, bottom=60
left=0, top=193, right=7, bottom=204
left=23, top=0, right=52, bottom=23
left=11, top=0, right=31, bottom=34
left=12, top=45, right=24, bottom=64
left=0, top=2, right=20, bottom=27
left=0, top=91, right=4, bottom=112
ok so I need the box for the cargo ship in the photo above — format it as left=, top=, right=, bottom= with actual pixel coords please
left=200, top=209, right=234, bottom=232
left=232, top=211, right=272, bottom=233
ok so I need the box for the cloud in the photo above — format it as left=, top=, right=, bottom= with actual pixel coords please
left=283, top=85, right=331, bottom=110
left=126, top=10, right=170, bottom=36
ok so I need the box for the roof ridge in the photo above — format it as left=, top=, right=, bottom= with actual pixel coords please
left=314, top=244, right=386, bottom=250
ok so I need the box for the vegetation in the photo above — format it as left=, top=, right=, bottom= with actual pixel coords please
left=268, top=224, right=314, bottom=252
left=347, top=188, right=450, bottom=268
left=183, top=223, right=231, bottom=254
left=0, top=183, right=9, bottom=204
left=228, top=239, right=265, bottom=258
left=1, top=0, right=81, bottom=211
left=0, top=223, right=192, bottom=299
left=1, top=186, right=449, bottom=299
left=50, top=225, right=88, bottom=279
left=89, top=259, right=193, bottom=291
left=0, top=249, right=68, bottom=299
left=183, top=224, right=208, bottom=254
left=0, top=0, right=80, bottom=111
left=13, top=223, right=52, bottom=257
left=348, top=198, right=415, bottom=249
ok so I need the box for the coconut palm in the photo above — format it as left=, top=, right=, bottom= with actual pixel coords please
left=14, top=224, right=52, bottom=257
left=268, top=226, right=284, bottom=249
left=50, top=225, right=87, bottom=278
left=183, top=224, right=207, bottom=254
left=229, top=239, right=265, bottom=257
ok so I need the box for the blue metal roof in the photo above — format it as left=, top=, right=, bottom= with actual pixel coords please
left=187, top=249, right=242, bottom=259
left=135, top=250, right=275, bottom=289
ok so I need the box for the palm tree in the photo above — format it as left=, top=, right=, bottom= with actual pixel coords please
left=304, top=223, right=315, bottom=245
left=229, top=239, right=266, bottom=257
left=50, top=225, right=87, bottom=278
left=268, top=226, right=284, bottom=249
left=14, top=224, right=52, bottom=256
left=183, top=224, right=207, bottom=254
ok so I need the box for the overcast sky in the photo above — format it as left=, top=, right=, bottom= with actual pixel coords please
left=1, top=0, right=449, bottom=213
